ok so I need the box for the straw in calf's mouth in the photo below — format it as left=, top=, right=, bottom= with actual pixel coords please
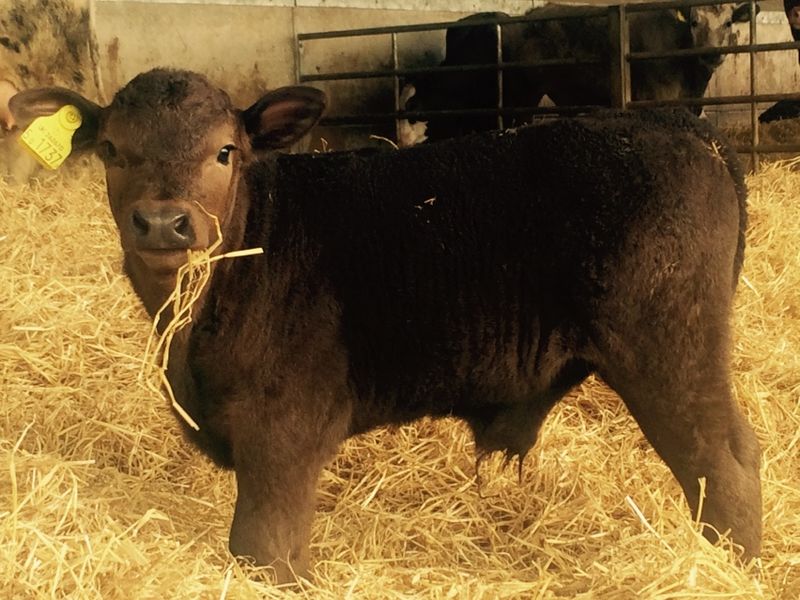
left=139, top=206, right=263, bottom=431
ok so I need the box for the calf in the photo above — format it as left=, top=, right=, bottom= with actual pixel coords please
left=11, top=69, right=761, bottom=582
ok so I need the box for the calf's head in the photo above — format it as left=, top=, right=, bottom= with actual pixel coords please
left=9, top=69, right=325, bottom=314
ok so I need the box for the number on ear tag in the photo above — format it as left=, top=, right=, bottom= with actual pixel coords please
left=18, top=105, right=83, bottom=170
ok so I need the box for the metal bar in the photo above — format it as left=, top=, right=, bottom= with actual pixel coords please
left=320, top=95, right=800, bottom=125
left=749, top=0, right=759, bottom=170
left=301, top=41, right=800, bottom=84
left=299, top=40, right=800, bottom=85
left=299, top=57, right=604, bottom=83
left=631, top=40, right=800, bottom=62
left=392, top=32, right=400, bottom=144
left=293, top=27, right=302, bottom=86
left=299, top=42, right=800, bottom=83
left=626, top=0, right=752, bottom=13
left=319, top=104, right=602, bottom=126
left=629, top=91, right=800, bottom=109
left=608, top=6, right=622, bottom=109
left=295, top=0, right=751, bottom=41
left=496, top=22, right=504, bottom=130
left=320, top=89, right=800, bottom=126
left=297, top=7, right=610, bottom=41
left=734, top=143, right=800, bottom=154
left=608, top=5, right=630, bottom=109
left=620, top=5, right=630, bottom=109
left=298, top=3, right=800, bottom=83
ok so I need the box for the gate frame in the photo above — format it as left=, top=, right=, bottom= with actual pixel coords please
left=297, top=0, right=800, bottom=168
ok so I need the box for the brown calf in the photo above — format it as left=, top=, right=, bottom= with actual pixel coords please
left=11, top=69, right=761, bottom=582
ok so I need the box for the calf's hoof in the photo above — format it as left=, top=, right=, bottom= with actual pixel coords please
left=229, top=542, right=310, bottom=585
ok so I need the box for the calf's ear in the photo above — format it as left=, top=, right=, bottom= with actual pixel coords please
left=733, top=2, right=759, bottom=23
left=675, top=7, right=690, bottom=23
left=242, top=86, right=326, bottom=151
left=8, top=87, right=102, bottom=151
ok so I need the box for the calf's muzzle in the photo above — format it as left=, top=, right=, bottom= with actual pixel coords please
left=131, top=207, right=195, bottom=250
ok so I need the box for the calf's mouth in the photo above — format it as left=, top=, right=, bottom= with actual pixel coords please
left=136, top=248, right=193, bottom=274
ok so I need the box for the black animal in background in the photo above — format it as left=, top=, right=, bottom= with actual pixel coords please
left=759, top=0, right=800, bottom=123
left=401, top=3, right=756, bottom=145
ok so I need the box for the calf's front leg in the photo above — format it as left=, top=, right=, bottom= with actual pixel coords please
left=227, top=391, right=349, bottom=583
left=230, top=457, right=319, bottom=582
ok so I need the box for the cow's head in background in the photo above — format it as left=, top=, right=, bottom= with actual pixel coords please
left=9, top=70, right=326, bottom=314
left=677, top=3, right=758, bottom=67
left=789, top=1, right=800, bottom=29
left=1, top=0, right=107, bottom=182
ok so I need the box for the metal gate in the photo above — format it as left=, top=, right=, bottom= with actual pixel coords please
left=296, top=0, right=800, bottom=169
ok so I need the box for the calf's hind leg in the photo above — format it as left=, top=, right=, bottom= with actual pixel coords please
left=599, top=335, right=762, bottom=560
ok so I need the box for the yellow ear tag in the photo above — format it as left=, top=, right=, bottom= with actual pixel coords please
left=18, top=105, right=82, bottom=170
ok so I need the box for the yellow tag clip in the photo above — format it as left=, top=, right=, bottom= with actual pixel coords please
left=18, top=105, right=82, bottom=170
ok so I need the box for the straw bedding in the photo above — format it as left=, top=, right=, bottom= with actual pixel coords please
left=1, top=157, right=798, bottom=599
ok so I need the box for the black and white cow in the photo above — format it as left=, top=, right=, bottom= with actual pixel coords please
left=401, top=3, right=756, bottom=145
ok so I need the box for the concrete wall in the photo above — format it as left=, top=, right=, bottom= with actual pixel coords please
left=94, top=0, right=536, bottom=105
left=94, top=1, right=506, bottom=147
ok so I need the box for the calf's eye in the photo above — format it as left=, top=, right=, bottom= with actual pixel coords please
left=217, top=144, right=236, bottom=165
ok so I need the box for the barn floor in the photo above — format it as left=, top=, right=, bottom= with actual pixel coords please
left=1, top=158, right=798, bottom=599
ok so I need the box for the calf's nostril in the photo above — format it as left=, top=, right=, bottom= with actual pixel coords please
left=173, top=214, right=190, bottom=238
left=132, top=210, right=150, bottom=236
